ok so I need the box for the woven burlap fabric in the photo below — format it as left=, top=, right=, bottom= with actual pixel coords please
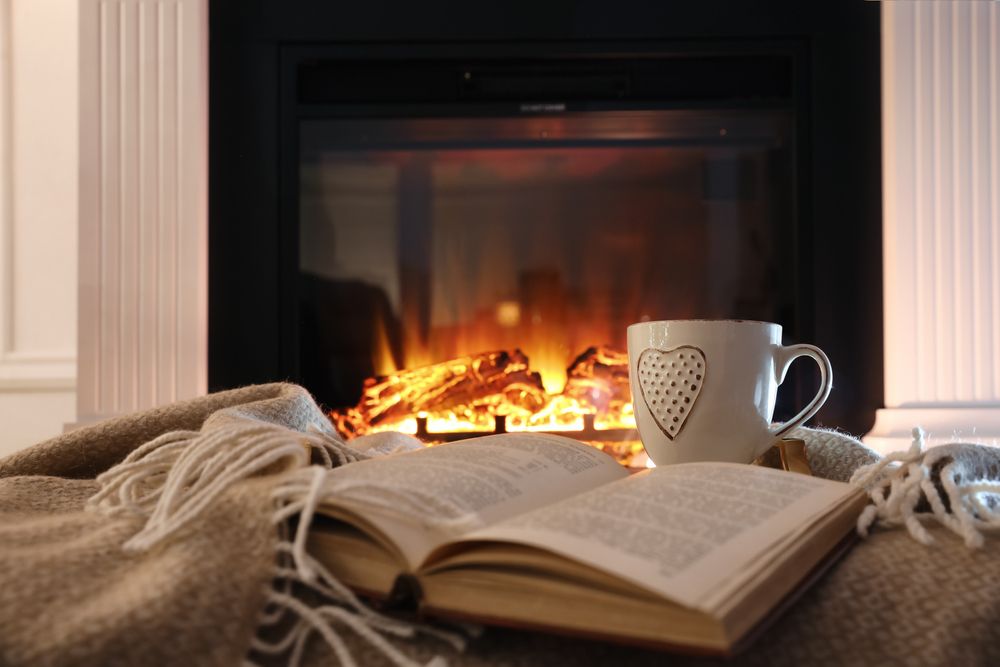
left=2, top=383, right=999, bottom=666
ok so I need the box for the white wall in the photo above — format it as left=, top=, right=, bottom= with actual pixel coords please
left=0, top=0, right=78, bottom=457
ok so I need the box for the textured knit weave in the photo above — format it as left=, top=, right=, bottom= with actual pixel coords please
left=1, top=384, right=999, bottom=666
left=0, top=384, right=323, bottom=667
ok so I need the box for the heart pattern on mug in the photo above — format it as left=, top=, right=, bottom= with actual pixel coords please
left=636, top=346, right=707, bottom=439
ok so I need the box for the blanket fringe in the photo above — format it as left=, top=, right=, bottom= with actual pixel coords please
left=249, top=466, right=477, bottom=667
left=89, top=423, right=474, bottom=667
left=850, top=427, right=1000, bottom=547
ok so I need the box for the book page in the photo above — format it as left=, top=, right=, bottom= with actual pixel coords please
left=322, top=433, right=628, bottom=568
left=456, top=462, right=856, bottom=610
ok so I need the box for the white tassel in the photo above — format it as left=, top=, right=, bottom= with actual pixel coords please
left=291, top=466, right=327, bottom=584
left=851, top=426, right=1000, bottom=547
left=255, top=464, right=472, bottom=667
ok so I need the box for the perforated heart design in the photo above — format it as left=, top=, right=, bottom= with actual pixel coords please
left=636, top=346, right=706, bottom=439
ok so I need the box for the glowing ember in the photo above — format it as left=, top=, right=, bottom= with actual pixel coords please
left=330, top=345, right=642, bottom=464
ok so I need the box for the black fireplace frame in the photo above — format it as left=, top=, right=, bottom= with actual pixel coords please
left=209, top=0, right=882, bottom=435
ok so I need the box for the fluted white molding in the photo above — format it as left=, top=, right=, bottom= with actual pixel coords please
left=868, top=1, right=1000, bottom=452
left=77, top=0, right=207, bottom=423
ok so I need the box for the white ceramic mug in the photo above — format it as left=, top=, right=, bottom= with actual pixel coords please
left=627, top=320, right=833, bottom=465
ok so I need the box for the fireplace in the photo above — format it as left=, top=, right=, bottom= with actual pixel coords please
left=209, top=1, right=882, bottom=440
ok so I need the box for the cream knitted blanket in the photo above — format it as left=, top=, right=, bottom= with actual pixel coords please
left=2, top=383, right=999, bottom=667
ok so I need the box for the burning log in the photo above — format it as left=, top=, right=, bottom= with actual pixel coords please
left=331, top=349, right=548, bottom=437
left=562, top=345, right=632, bottom=416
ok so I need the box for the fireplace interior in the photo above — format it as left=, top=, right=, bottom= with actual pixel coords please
left=299, top=102, right=794, bottom=453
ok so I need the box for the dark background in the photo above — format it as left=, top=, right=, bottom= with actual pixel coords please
left=209, top=0, right=882, bottom=436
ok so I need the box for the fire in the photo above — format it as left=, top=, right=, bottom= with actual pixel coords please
left=336, top=233, right=644, bottom=462
left=370, top=310, right=399, bottom=376
left=330, top=345, right=643, bottom=464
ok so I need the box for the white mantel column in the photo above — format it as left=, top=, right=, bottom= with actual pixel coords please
left=76, top=0, right=208, bottom=424
left=868, top=1, right=1000, bottom=452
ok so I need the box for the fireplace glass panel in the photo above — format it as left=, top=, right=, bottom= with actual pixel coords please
left=299, top=110, right=794, bottom=438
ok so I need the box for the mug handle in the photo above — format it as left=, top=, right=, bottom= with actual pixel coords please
left=768, top=344, right=833, bottom=440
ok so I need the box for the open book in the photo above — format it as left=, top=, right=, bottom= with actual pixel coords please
left=308, top=433, right=867, bottom=654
